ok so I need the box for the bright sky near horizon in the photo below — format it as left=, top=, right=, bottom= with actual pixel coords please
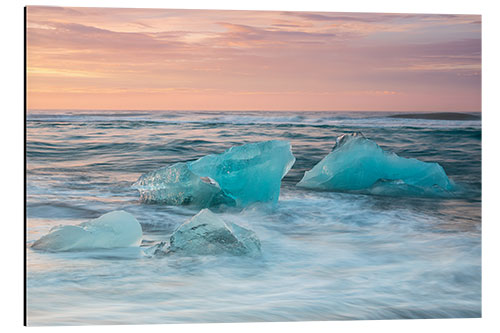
left=26, top=6, right=481, bottom=111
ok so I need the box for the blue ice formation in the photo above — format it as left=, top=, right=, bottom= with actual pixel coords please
left=297, top=133, right=454, bottom=196
left=133, top=162, right=231, bottom=207
left=31, top=211, right=143, bottom=251
left=168, top=209, right=261, bottom=257
left=133, top=140, right=295, bottom=207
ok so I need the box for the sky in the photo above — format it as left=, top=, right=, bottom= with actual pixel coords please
left=26, top=6, right=481, bottom=111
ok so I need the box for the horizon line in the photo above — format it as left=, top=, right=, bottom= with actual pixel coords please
left=27, top=109, right=482, bottom=113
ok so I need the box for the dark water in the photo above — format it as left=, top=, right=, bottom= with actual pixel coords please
left=26, top=110, right=481, bottom=325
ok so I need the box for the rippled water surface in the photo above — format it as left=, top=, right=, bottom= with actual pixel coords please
left=26, top=110, right=481, bottom=325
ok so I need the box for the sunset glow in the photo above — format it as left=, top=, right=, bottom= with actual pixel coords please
left=26, top=6, right=481, bottom=111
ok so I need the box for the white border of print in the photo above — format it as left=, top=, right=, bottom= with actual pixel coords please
left=2, top=0, right=498, bottom=332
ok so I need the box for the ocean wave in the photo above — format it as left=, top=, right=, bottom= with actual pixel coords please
left=27, top=111, right=481, bottom=129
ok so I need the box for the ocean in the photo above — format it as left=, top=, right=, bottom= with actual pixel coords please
left=26, top=110, right=481, bottom=325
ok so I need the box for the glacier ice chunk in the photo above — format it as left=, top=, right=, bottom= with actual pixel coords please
left=168, top=209, right=261, bottom=256
left=142, top=241, right=169, bottom=258
left=31, top=210, right=143, bottom=252
left=297, top=133, right=454, bottom=196
left=188, top=140, right=295, bottom=206
left=133, top=140, right=295, bottom=207
left=132, top=162, right=233, bottom=207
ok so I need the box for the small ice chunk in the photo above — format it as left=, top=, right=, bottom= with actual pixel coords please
left=31, top=211, right=143, bottom=252
left=297, top=133, right=454, bottom=196
left=168, top=209, right=261, bottom=256
left=142, top=241, right=168, bottom=257
left=133, top=140, right=295, bottom=207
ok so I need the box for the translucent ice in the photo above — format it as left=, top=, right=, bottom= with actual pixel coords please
left=142, top=241, right=168, bottom=258
left=133, top=140, right=295, bottom=207
left=297, top=133, right=454, bottom=196
left=31, top=211, right=143, bottom=251
left=132, top=162, right=233, bottom=207
left=168, top=209, right=261, bottom=256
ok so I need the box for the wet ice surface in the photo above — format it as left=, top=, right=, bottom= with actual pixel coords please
left=26, top=110, right=481, bottom=325
left=32, top=211, right=142, bottom=252
left=298, top=133, right=455, bottom=196
left=166, top=208, right=261, bottom=257
left=133, top=140, right=295, bottom=207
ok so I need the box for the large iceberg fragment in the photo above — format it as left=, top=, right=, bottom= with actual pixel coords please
left=168, top=209, right=261, bottom=257
left=32, top=211, right=143, bottom=251
left=133, top=140, right=295, bottom=207
left=297, top=133, right=454, bottom=196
